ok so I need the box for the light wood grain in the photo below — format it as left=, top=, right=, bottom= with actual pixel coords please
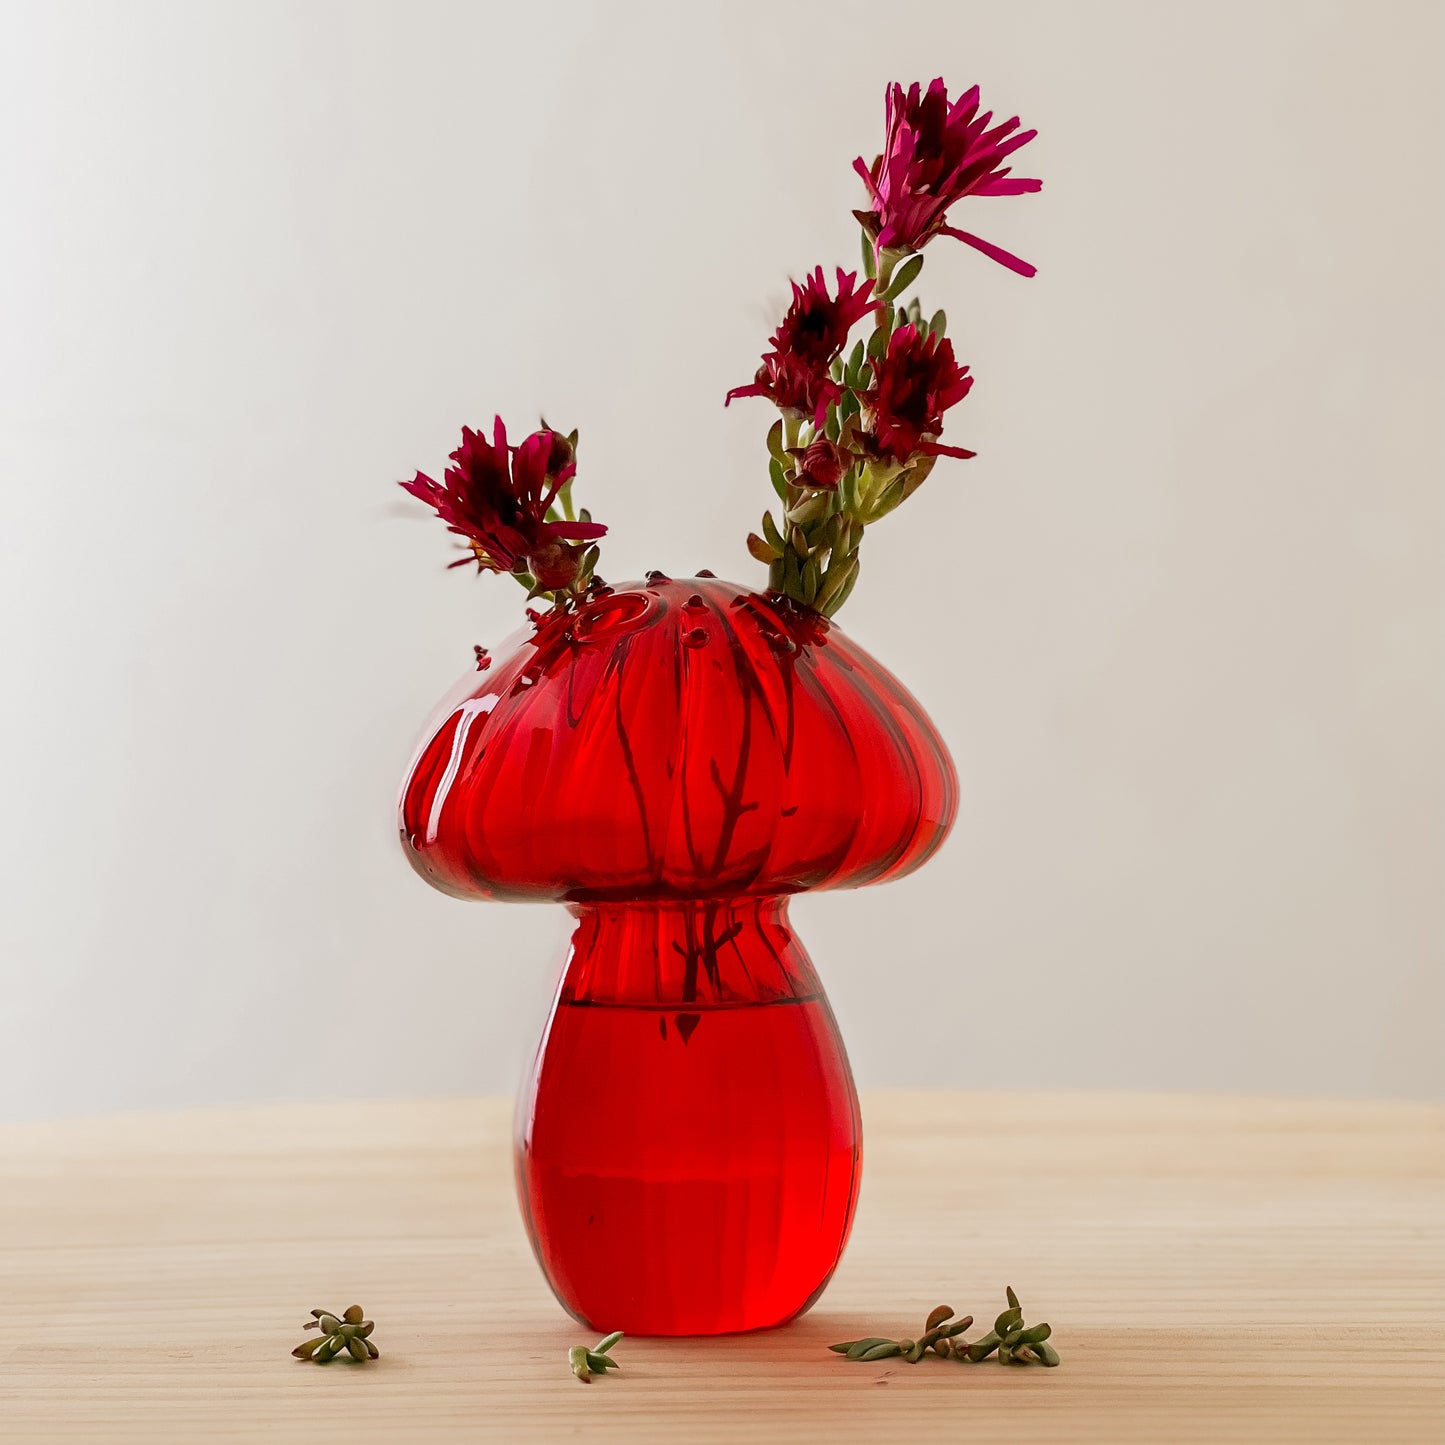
left=1, top=1093, right=1441, bottom=1443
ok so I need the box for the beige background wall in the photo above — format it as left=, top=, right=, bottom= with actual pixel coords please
left=1, top=0, right=1440, bottom=1121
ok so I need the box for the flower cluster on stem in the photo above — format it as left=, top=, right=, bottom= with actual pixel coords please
left=399, top=418, right=607, bottom=608
left=728, top=76, right=1039, bottom=616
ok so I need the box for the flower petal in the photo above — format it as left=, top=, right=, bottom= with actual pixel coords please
left=976, top=176, right=1042, bottom=196
left=852, top=153, right=882, bottom=203
left=724, top=382, right=767, bottom=406
left=939, top=226, right=1037, bottom=277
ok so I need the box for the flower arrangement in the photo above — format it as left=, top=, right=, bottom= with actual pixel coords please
left=400, top=77, right=1039, bottom=617
left=396, top=71, right=1040, bottom=1339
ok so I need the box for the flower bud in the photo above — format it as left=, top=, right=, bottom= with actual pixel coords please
left=787, top=437, right=850, bottom=491
left=528, top=541, right=583, bottom=591
left=541, top=427, right=576, bottom=478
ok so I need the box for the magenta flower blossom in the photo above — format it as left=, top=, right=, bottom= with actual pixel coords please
left=727, top=352, right=841, bottom=426
left=854, top=78, right=1040, bottom=276
left=726, top=266, right=877, bottom=423
left=865, top=323, right=976, bottom=463
left=771, top=267, right=879, bottom=368
left=400, top=419, right=605, bottom=576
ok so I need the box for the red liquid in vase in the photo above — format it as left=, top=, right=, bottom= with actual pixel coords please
left=515, top=898, right=862, bottom=1336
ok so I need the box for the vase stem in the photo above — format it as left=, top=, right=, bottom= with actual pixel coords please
left=515, top=895, right=862, bottom=1336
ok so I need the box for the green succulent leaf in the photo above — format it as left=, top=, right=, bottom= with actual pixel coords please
left=964, top=1331, right=1001, bottom=1362
left=769, top=457, right=788, bottom=502
left=883, top=253, right=924, bottom=300
left=819, top=556, right=861, bottom=617
left=801, top=557, right=820, bottom=606
left=869, top=475, right=908, bottom=520
left=844, top=1337, right=893, bottom=1360
left=858, top=1341, right=903, bottom=1361
left=782, top=546, right=801, bottom=597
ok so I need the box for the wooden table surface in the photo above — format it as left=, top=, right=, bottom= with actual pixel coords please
left=1, top=1092, right=1441, bottom=1443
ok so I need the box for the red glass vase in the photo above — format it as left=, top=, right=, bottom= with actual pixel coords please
left=399, top=574, right=956, bottom=1335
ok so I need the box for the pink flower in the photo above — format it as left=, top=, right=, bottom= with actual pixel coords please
left=854, top=79, right=1040, bottom=276
left=727, top=352, right=841, bottom=426
left=787, top=436, right=851, bottom=491
left=864, top=324, right=976, bottom=463
left=400, top=419, right=605, bottom=574
left=726, top=267, right=877, bottom=422
left=771, top=267, right=879, bottom=368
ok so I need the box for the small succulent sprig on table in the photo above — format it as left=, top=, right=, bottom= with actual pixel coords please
left=291, top=1305, right=380, bottom=1364
left=830, top=1302, right=975, bottom=1362
left=568, top=1330, right=623, bottom=1383
left=830, top=1288, right=1058, bottom=1368
left=958, top=1286, right=1059, bottom=1365
left=728, top=78, right=1040, bottom=616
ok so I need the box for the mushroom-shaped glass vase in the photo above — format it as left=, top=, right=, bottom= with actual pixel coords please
left=399, top=574, right=956, bottom=1335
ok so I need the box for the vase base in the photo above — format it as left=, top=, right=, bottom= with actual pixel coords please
left=516, top=987, right=861, bottom=1337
